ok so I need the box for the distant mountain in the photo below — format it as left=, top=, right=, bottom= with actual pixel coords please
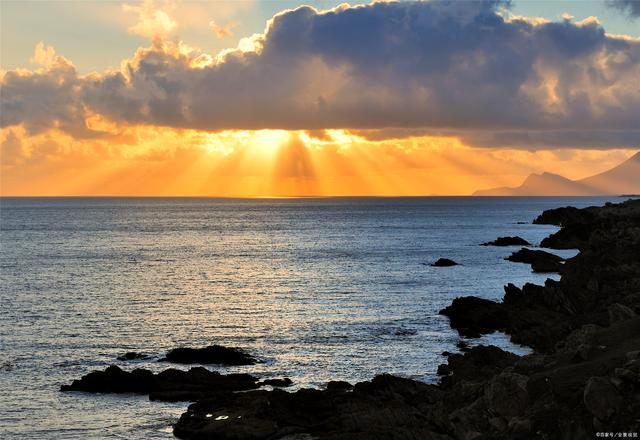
left=474, top=151, right=640, bottom=196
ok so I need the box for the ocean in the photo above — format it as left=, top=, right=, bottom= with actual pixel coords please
left=0, top=196, right=619, bottom=439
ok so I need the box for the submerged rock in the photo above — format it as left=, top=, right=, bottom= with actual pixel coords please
left=117, top=352, right=148, bottom=361
left=394, top=328, right=417, bottom=336
left=164, top=345, right=257, bottom=365
left=481, top=236, right=531, bottom=246
left=432, top=258, right=459, bottom=267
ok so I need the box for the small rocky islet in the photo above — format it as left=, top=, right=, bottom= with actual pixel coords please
left=61, top=199, right=640, bottom=439
left=432, top=258, right=460, bottom=267
left=481, top=236, right=531, bottom=246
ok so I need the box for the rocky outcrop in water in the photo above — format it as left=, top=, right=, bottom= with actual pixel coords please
left=172, top=199, right=640, bottom=440
left=432, top=258, right=459, bottom=267
left=164, top=345, right=258, bottom=366
left=60, top=366, right=261, bottom=401
left=505, top=248, right=564, bottom=273
left=481, top=236, right=531, bottom=246
left=439, top=296, right=509, bottom=338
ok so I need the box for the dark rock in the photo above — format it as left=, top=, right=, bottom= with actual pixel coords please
left=171, top=317, right=640, bottom=440
left=440, top=296, right=509, bottom=337
left=438, top=345, right=519, bottom=385
left=506, top=248, right=563, bottom=265
left=608, top=303, right=636, bottom=324
left=432, top=258, right=459, bottom=267
left=117, top=352, right=148, bottom=361
left=508, top=418, right=532, bottom=439
left=174, top=374, right=445, bottom=440
left=583, top=376, right=623, bottom=421
left=533, top=206, right=595, bottom=227
left=506, top=248, right=564, bottom=273
left=530, top=258, right=564, bottom=273
left=626, top=350, right=640, bottom=361
left=613, top=368, right=636, bottom=382
left=259, top=378, right=293, bottom=387
left=326, top=380, right=353, bottom=391
left=540, top=224, right=590, bottom=249
left=164, top=345, right=257, bottom=365
left=61, top=365, right=155, bottom=393
left=482, top=236, right=531, bottom=246
left=60, top=365, right=259, bottom=399
left=485, top=372, right=529, bottom=417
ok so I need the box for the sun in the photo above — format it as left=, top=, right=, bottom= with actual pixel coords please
left=252, top=130, right=291, bottom=153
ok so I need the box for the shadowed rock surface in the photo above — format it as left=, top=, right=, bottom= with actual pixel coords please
left=481, top=236, right=531, bottom=246
left=432, top=258, right=459, bottom=267
left=439, top=296, right=509, bottom=337
left=165, top=345, right=257, bottom=366
left=506, top=248, right=564, bottom=273
left=173, top=199, right=640, bottom=440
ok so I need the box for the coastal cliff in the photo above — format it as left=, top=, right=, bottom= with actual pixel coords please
left=173, top=199, right=640, bottom=439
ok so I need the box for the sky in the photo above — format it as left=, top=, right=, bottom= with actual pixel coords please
left=1, top=0, right=639, bottom=196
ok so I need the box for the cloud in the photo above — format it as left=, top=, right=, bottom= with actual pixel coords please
left=2, top=0, right=640, bottom=148
left=1, top=43, right=106, bottom=138
left=123, top=0, right=177, bottom=41
left=607, top=0, right=640, bottom=18
left=350, top=128, right=640, bottom=150
left=209, top=20, right=238, bottom=39
left=30, top=42, right=57, bottom=67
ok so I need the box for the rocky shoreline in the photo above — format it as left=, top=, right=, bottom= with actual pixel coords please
left=62, top=199, right=640, bottom=439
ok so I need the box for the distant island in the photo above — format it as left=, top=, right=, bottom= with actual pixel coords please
left=474, top=151, right=640, bottom=196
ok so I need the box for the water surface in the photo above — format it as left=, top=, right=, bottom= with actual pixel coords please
left=0, top=196, right=618, bottom=438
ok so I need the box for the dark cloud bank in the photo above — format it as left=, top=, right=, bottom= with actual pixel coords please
left=1, top=0, right=639, bottom=148
left=607, top=0, right=640, bottom=18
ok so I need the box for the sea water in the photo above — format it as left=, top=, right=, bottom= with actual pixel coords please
left=0, top=196, right=619, bottom=438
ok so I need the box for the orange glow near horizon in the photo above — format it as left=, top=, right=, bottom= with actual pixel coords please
left=0, top=125, right=636, bottom=197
